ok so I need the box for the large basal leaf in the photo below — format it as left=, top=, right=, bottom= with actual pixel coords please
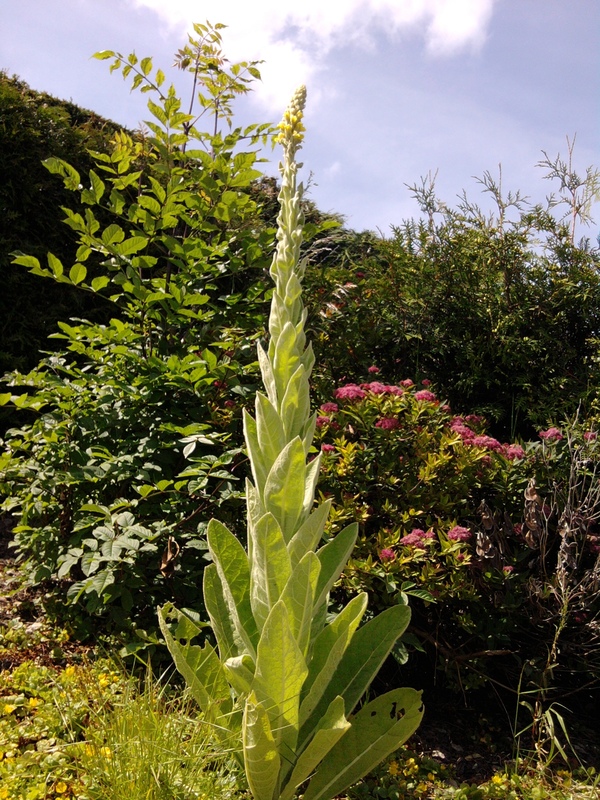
left=207, top=519, right=259, bottom=656
left=279, top=695, right=349, bottom=800
left=301, top=604, right=411, bottom=739
left=203, top=563, right=237, bottom=661
left=263, top=437, right=307, bottom=542
left=243, top=691, right=281, bottom=800
left=157, top=604, right=232, bottom=718
left=299, top=593, right=368, bottom=730
left=253, top=600, right=308, bottom=759
left=303, top=688, right=424, bottom=800
left=250, top=513, right=292, bottom=631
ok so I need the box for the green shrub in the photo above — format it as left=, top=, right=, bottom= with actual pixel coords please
left=306, top=167, right=600, bottom=439
left=0, top=23, right=274, bottom=641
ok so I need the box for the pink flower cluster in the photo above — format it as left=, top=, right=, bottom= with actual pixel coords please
left=375, top=417, right=400, bottom=430
left=399, top=528, right=436, bottom=547
left=413, top=389, right=437, bottom=403
left=334, top=384, right=366, bottom=401
left=379, top=547, right=396, bottom=562
left=447, top=525, right=472, bottom=542
left=449, top=416, right=524, bottom=460
left=584, top=431, right=598, bottom=442
left=539, top=427, right=563, bottom=442
left=321, top=443, right=336, bottom=452
left=368, top=365, right=380, bottom=374
left=320, top=402, right=339, bottom=414
left=334, top=382, right=406, bottom=400
left=316, top=416, right=330, bottom=428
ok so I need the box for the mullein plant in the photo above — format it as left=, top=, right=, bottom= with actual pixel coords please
left=159, top=87, right=423, bottom=800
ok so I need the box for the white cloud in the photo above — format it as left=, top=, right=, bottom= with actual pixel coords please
left=131, top=0, right=497, bottom=109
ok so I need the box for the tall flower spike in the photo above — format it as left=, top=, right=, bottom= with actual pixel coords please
left=160, top=85, right=422, bottom=800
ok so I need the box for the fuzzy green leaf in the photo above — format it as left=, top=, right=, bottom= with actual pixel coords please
left=304, top=688, right=424, bottom=800
left=250, top=513, right=291, bottom=631
left=299, top=593, right=368, bottom=730
left=263, top=437, right=307, bottom=542
left=301, top=604, right=411, bottom=740
left=253, top=600, right=308, bottom=758
left=243, top=691, right=280, bottom=800
left=207, top=519, right=258, bottom=656
left=280, top=696, right=350, bottom=800
left=203, top=563, right=237, bottom=661
left=157, top=604, right=232, bottom=717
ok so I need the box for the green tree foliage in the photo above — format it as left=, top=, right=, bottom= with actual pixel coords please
left=0, top=23, right=276, bottom=640
left=0, top=72, right=121, bottom=375
left=307, top=167, right=600, bottom=439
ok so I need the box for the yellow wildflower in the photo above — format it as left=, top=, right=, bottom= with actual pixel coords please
left=63, top=665, right=76, bottom=678
left=388, top=760, right=400, bottom=776
left=100, top=746, right=112, bottom=759
left=2, top=704, right=16, bottom=715
left=28, top=697, right=41, bottom=709
left=55, top=781, right=68, bottom=794
left=0, top=787, right=8, bottom=799
left=491, top=774, right=505, bottom=785
left=98, top=673, right=111, bottom=689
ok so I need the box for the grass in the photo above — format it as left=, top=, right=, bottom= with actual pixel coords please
left=1, top=654, right=598, bottom=799
left=0, top=570, right=598, bottom=799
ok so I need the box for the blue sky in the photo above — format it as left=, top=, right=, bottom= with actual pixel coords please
left=1, top=0, right=598, bottom=234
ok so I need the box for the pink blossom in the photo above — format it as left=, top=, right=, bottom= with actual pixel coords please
left=368, top=365, right=381, bottom=374
left=503, top=444, right=525, bottom=460
left=399, top=532, right=427, bottom=547
left=441, top=404, right=452, bottom=413
left=379, top=548, right=396, bottom=562
left=450, top=420, right=476, bottom=441
left=385, top=385, right=404, bottom=396
left=316, top=416, right=330, bottom=428
left=321, top=444, right=335, bottom=452
left=447, top=526, right=472, bottom=542
left=334, top=384, right=367, bottom=401
left=223, top=400, right=236, bottom=408
left=584, top=431, right=597, bottom=442
left=414, top=390, right=437, bottom=403
left=399, top=528, right=434, bottom=548
left=503, top=566, right=514, bottom=574
left=375, top=417, right=400, bottom=430
left=400, top=379, right=414, bottom=388
left=470, top=435, right=503, bottom=452
left=421, top=379, right=432, bottom=386
left=539, top=427, right=563, bottom=442
left=320, top=402, right=339, bottom=414
left=363, top=381, right=389, bottom=395
left=465, top=414, right=484, bottom=425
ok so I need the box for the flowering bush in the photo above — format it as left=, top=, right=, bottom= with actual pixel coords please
left=313, top=376, right=563, bottom=691
left=316, top=384, right=600, bottom=724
